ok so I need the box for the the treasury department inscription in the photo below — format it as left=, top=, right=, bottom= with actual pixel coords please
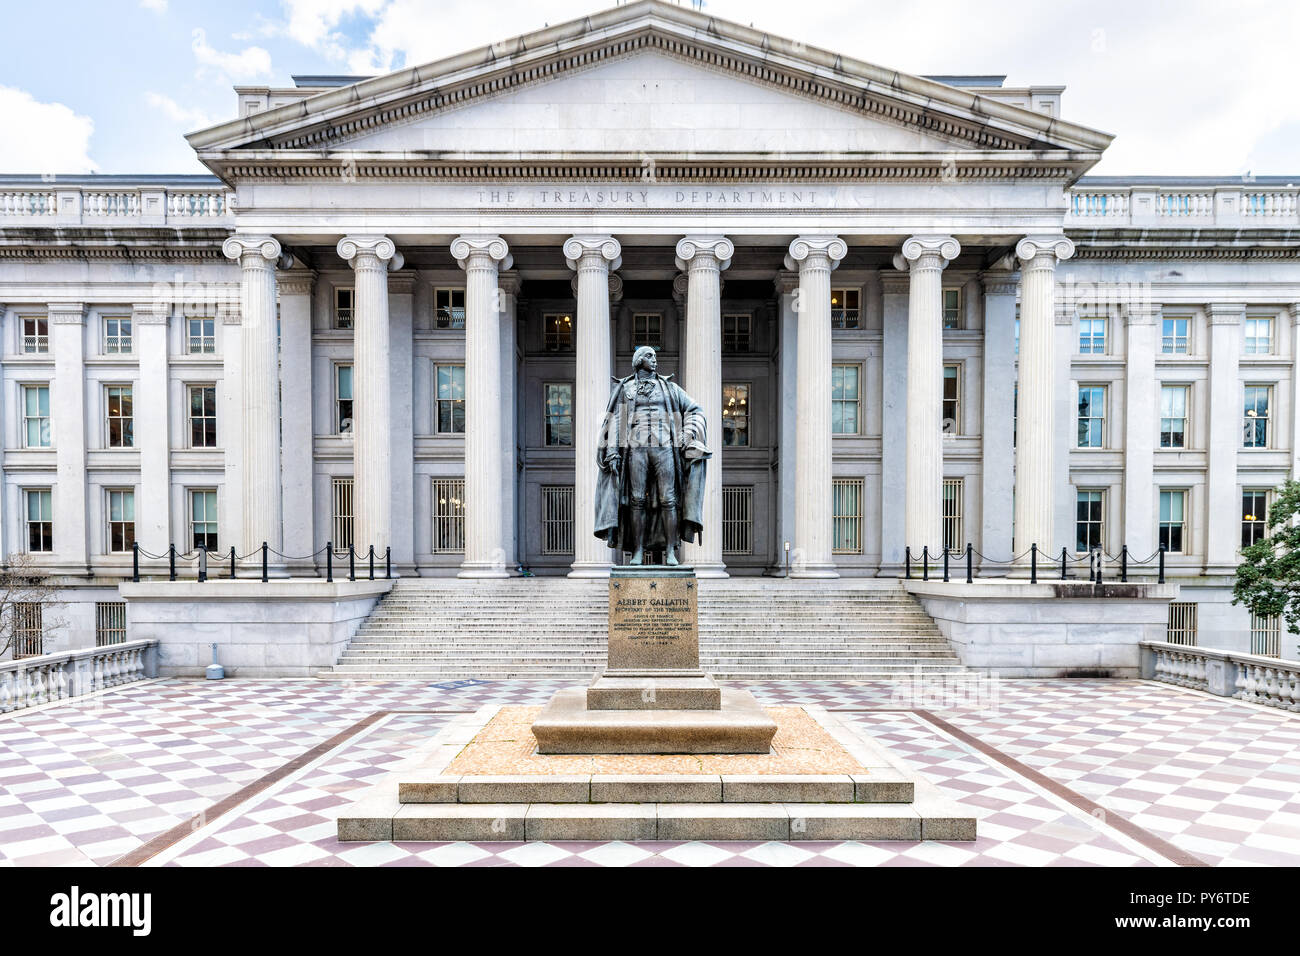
left=607, top=575, right=699, bottom=671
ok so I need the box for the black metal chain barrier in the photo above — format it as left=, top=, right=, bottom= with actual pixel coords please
left=127, top=539, right=400, bottom=583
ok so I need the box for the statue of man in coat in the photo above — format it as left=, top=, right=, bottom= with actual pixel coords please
left=594, top=346, right=710, bottom=566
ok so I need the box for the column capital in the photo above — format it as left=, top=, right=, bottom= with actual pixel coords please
left=672, top=271, right=690, bottom=303
left=774, top=270, right=799, bottom=296
left=498, top=270, right=523, bottom=298
left=130, top=302, right=171, bottom=325
left=1207, top=302, right=1246, bottom=325
left=784, top=235, right=846, bottom=272
left=607, top=273, right=624, bottom=304
left=47, top=302, right=86, bottom=325
left=338, top=235, right=403, bottom=271
left=278, top=271, right=317, bottom=297
left=979, top=271, right=1019, bottom=296
left=1289, top=302, right=1300, bottom=325
left=223, top=234, right=285, bottom=265
left=563, top=235, right=622, bottom=271
left=451, top=235, right=511, bottom=271
left=675, top=235, right=733, bottom=272
left=1015, top=235, right=1075, bottom=267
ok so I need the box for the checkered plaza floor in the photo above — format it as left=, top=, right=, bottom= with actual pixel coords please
left=1, top=677, right=1297, bottom=867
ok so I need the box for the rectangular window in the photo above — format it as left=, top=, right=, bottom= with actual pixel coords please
left=190, top=489, right=218, bottom=552
left=831, top=365, right=861, bottom=435
left=105, top=385, right=133, bottom=448
left=1078, top=317, right=1107, bottom=354
left=1159, top=490, right=1187, bottom=554
left=436, top=365, right=466, bottom=434
left=1242, top=489, right=1269, bottom=549
left=335, top=365, right=353, bottom=434
left=830, top=289, right=860, bottom=330
left=1243, top=385, right=1271, bottom=447
left=1167, top=602, right=1197, bottom=646
left=1077, top=385, right=1106, bottom=448
left=543, top=313, right=574, bottom=351
left=1161, top=317, right=1190, bottom=354
left=722, top=383, right=750, bottom=447
left=1250, top=612, right=1281, bottom=657
left=832, top=478, right=863, bottom=554
left=1159, top=385, right=1188, bottom=448
left=107, top=489, right=135, bottom=553
left=722, top=313, right=751, bottom=351
left=188, top=317, right=215, bottom=354
left=95, top=602, right=127, bottom=647
left=334, top=288, right=354, bottom=329
left=943, top=478, right=963, bottom=555
left=21, top=316, right=48, bottom=354
left=433, top=478, right=466, bottom=553
left=942, top=288, right=962, bottom=329
left=1244, top=317, right=1273, bottom=355
left=332, top=477, right=353, bottom=553
left=23, top=384, right=50, bottom=448
left=188, top=385, right=217, bottom=448
left=541, top=485, right=574, bottom=555
left=1076, top=489, right=1105, bottom=553
left=632, top=313, right=663, bottom=349
left=13, top=603, right=43, bottom=658
left=544, top=383, right=573, bottom=446
left=103, top=316, right=132, bottom=354
left=24, top=489, right=52, bottom=553
left=434, top=288, right=466, bottom=329
left=942, top=365, right=960, bottom=435
left=722, top=485, right=754, bottom=555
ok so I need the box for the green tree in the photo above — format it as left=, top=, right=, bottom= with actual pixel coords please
left=1233, top=478, right=1300, bottom=631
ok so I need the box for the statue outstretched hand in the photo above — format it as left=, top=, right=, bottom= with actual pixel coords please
left=682, top=439, right=710, bottom=461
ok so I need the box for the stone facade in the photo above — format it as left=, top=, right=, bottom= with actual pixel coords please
left=0, top=1, right=1297, bottom=657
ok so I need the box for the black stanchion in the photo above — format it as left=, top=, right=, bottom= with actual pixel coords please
left=965, top=543, right=973, bottom=584
left=198, top=548, right=207, bottom=583
left=229, top=546, right=236, bottom=579
left=168, top=545, right=176, bottom=582
left=942, top=546, right=949, bottom=583
left=326, top=543, right=333, bottom=583
left=1030, top=543, right=1038, bottom=584
left=385, top=547, right=391, bottom=580
left=922, top=546, right=929, bottom=582
left=1158, top=544, right=1166, bottom=584
left=1121, top=545, right=1129, bottom=583
left=132, top=541, right=140, bottom=583
left=261, top=542, right=268, bottom=583
left=368, top=545, right=375, bottom=581
left=904, top=547, right=912, bottom=580
left=349, top=545, right=356, bottom=582
left=1060, top=546, right=1068, bottom=580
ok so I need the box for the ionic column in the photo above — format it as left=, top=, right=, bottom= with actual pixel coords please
left=222, top=235, right=287, bottom=561
left=773, top=271, right=799, bottom=574
left=894, top=235, right=961, bottom=558
left=675, top=236, right=733, bottom=578
left=1013, top=235, right=1075, bottom=559
left=565, top=236, right=622, bottom=577
left=451, top=235, right=512, bottom=578
left=498, top=271, right=521, bottom=572
left=979, top=270, right=1018, bottom=571
left=278, top=271, right=316, bottom=570
left=786, top=236, right=847, bottom=577
left=337, top=235, right=401, bottom=561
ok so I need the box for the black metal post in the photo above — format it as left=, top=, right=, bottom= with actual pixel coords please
left=904, top=547, right=912, bottom=580
left=942, top=546, right=950, bottom=583
left=1158, top=544, right=1166, bottom=584
left=132, top=541, right=140, bottom=583
left=922, top=546, right=929, bottom=581
left=1030, top=543, right=1038, bottom=584
left=368, top=545, right=375, bottom=581
left=1061, top=547, right=1068, bottom=580
left=385, top=547, right=391, bottom=580
left=349, top=545, right=356, bottom=582
left=261, top=542, right=268, bottom=583
left=198, top=548, right=207, bottom=583
left=229, top=546, right=236, bottom=579
left=1121, top=545, right=1129, bottom=583
left=965, top=543, right=973, bottom=584
left=326, top=542, right=333, bottom=583
left=168, top=545, right=176, bottom=582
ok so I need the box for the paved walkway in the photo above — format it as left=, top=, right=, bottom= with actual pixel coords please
left=1, top=678, right=1297, bottom=867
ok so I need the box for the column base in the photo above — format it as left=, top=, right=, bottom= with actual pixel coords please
left=457, top=562, right=511, bottom=579
left=790, top=564, right=839, bottom=579
left=691, top=562, right=729, bottom=579
left=568, top=561, right=612, bottom=579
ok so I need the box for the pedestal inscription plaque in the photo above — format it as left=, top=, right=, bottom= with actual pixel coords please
left=608, top=569, right=698, bottom=671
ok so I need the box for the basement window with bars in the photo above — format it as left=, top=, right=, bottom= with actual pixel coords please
left=332, top=477, right=353, bottom=554
left=1167, top=602, right=1198, bottom=646
left=95, top=602, right=126, bottom=646
left=832, top=478, right=863, bottom=555
left=722, top=485, right=753, bottom=555
left=541, top=485, right=574, bottom=555
left=943, top=478, right=964, bottom=555
left=13, top=603, right=43, bottom=658
left=1250, top=612, right=1281, bottom=657
left=433, top=478, right=466, bottom=554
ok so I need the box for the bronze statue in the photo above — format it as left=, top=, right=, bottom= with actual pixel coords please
left=594, top=346, right=710, bottom=565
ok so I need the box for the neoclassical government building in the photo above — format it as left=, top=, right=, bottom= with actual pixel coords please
left=2, top=1, right=1297, bottom=655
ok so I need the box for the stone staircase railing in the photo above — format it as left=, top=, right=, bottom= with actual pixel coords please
left=1141, top=641, right=1300, bottom=712
left=0, top=640, right=158, bottom=714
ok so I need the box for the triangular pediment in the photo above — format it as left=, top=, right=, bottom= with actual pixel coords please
left=189, top=0, right=1112, bottom=181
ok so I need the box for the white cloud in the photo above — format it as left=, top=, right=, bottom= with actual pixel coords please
left=145, top=92, right=213, bottom=131
left=139, top=0, right=167, bottom=12
left=281, top=0, right=388, bottom=61
left=191, top=27, right=273, bottom=82
left=0, top=86, right=97, bottom=174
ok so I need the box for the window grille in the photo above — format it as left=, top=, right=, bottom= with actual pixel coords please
left=541, top=485, right=575, bottom=555
left=722, top=486, right=753, bottom=555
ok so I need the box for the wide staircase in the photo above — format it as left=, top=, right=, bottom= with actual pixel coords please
left=324, top=577, right=967, bottom=680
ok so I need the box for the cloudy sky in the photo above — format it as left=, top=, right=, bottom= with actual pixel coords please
left=2, top=0, right=1296, bottom=177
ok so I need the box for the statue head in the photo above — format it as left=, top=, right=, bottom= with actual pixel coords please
left=632, top=345, right=658, bottom=374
